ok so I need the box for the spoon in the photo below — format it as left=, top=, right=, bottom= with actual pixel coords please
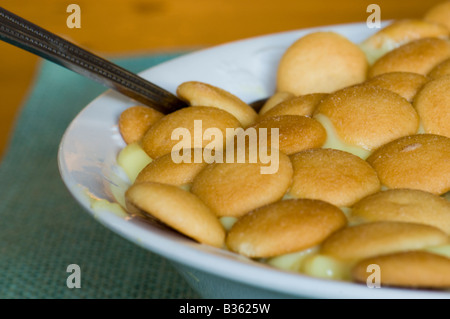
left=0, top=7, right=268, bottom=114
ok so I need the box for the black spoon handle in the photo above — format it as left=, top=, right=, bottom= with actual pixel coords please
left=0, top=7, right=188, bottom=114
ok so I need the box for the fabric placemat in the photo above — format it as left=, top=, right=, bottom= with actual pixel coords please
left=0, top=52, right=201, bottom=299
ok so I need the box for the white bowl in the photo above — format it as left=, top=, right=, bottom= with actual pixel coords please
left=58, top=22, right=450, bottom=299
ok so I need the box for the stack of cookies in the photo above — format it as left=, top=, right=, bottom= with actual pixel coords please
left=117, top=1, right=450, bottom=290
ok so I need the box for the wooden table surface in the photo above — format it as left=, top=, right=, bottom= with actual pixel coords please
left=0, top=0, right=446, bottom=158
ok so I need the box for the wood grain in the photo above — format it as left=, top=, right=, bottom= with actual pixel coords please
left=0, top=0, right=446, bottom=157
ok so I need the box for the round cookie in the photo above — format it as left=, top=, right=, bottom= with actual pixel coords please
left=176, top=81, right=258, bottom=127
left=351, top=189, right=450, bottom=234
left=364, top=72, right=429, bottom=102
left=366, top=134, right=450, bottom=195
left=277, top=31, right=368, bottom=95
left=141, top=106, right=241, bottom=159
left=360, top=19, right=449, bottom=64
left=258, top=91, right=295, bottom=115
left=125, top=182, right=226, bottom=247
left=251, top=115, right=326, bottom=155
left=190, top=148, right=293, bottom=218
left=226, top=199, right=347, bottom=258
left=289, top=148, right=380, bottom=207
left=352, top=251, right=450, bottom=289
left=413, top=75, right=450, bottom=138
left=314, top=85, right=419, bottom=151
left=320, top=221, right=449, bottom=262
left=135, top=148, right=212, bottom=186
left=118, top=105, right=164, bottom=144
left=259, top=93, right=328, bottom=120
left=428, top=58, right=450, bottom=79
left=424, top=0, right=450, bottom=31
left=369, top=37, right=450, bottom=78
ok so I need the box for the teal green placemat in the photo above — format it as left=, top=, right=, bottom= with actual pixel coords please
left=0, top=52, right=201, bottom=299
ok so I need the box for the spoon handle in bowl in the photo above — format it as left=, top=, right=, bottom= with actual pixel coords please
left=0, top=7, right=188, bottom=114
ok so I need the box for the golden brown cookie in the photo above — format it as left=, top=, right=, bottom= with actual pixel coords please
left=125, top=182, right=226, bottom=247
left=413, top=75, right=450, bottom=138
left=366, top=134, right=450, bottom=195
left=251, top=115, right=326, bottom=155
left=428, top=57, right=450, bottom=79
left=320, top=221, right=449, bottom=262
left=176, top=81, right=258, bottom=127
left=259, top=93, right=327, bottom=120
left=351, top=189, right=450, bottom=234
left=360, top=19, right=449, bottom=64
left=190, top=148, right=293, bottom=217
left=118, top=105, right=164, bottom=144
left=141, top=106, right=241, bottom=159
left=424, top=0, right=450, bottom=31
left=135, top=148, right=211, bottom=186
left=369, top=37, right=450, bottom=78
left=364, top=72, right=429, bottom=102
left=289, top=148, right=380, bottom=207
left=277, top=32, right=368, bottom=95
left=226, top=199, right=347, bottom=258
left=352, top=251, right=450, bottom=289
left=314, top=85, right=419, bottom=151
left=258, top=91, right=295, bottom=115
